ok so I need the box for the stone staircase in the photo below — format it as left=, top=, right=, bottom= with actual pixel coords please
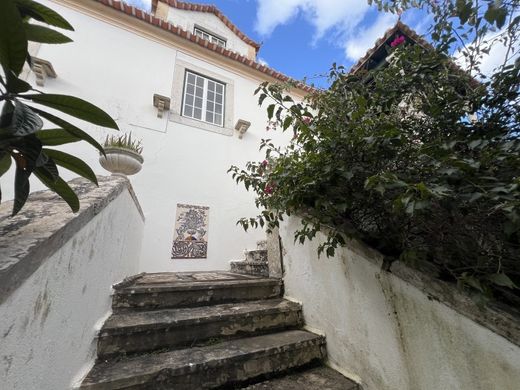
left=80, top=272, right=359, bottom=389
left=230, top=240, right=269, bottom=277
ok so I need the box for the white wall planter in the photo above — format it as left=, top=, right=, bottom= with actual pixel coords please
left=99, top=147, right=144, bottom=176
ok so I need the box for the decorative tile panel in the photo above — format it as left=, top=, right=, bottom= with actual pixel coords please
left=171, top=204, right=209, bottom=259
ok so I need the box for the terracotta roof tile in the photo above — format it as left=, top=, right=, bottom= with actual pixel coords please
left=94, top=0, right=313, bottom=93
left=153, top=0, right=261, bottom=52
left=350, top=21, right=434, bottom=74
left=350, top=21, right=479, bottom=88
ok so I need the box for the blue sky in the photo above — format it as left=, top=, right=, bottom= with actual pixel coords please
left=124, top=1, right=438, bottom=88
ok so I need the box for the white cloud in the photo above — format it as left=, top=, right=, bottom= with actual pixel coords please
left=455, top=29, right=519, bottom=78
left=254, top=0, right=399, bottom=63
left=258, top=57, right=270, bottom=66
left=254, top=0, right=372, bottom=40
left=343, top=12, right=397, bottom=61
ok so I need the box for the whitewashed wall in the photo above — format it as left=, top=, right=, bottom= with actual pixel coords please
left=281, top=216, right=520, bottom=390
left=1, top=0, right=294, bottom=273
left=0, top=182, right=144, bottom=390
left=166, top=7, right=253, bottom=57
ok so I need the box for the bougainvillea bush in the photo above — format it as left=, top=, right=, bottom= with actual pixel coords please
left=229, top=0, right=519, bottom=302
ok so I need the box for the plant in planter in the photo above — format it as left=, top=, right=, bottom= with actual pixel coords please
left=99, top=133, right=144, bottom=176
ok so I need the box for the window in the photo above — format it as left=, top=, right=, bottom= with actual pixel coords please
left=194, top=27, right=226, bottom=48
left=182, top=71, right=225, bottom=127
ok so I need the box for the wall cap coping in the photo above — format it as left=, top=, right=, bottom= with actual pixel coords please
left=0, top=176, right=144, bottom=305
left=343, top=235, right=520, bottom=347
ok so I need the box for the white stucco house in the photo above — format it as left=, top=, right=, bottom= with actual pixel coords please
left=8, top=0, right=311, bottom=273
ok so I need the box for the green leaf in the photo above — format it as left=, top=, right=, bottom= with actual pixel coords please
left=36, top=129, right=81, bottom=146
left=267, top=104, right=275, bottom=120
left=43, top=148, right=97, bottom=185
left=5, top=69, right=32, bottom=93
left=39, top=154, right=59, bottom=181
left=4, top=101, right=43, bottom=136
left=283, top=116, right=293, bottom=130
left=31, top=108, right=106, bottom=155
left=0, top=153, right=12, bottom=177
left=14, top=0, right=74, bottom=31
left=34, top=170, right=79, bottom=212
left=23, top=23, right=72, bottom=44
left=0, top=0, right=28, bottom=75
left=21, top=94, right=119, bottom=129
left=488, top=273, right=518, bottom=289
left=12, top=164, right=30, bottom=215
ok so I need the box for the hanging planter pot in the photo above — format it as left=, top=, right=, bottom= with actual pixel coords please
left=99, top=133, right=144, bottom=176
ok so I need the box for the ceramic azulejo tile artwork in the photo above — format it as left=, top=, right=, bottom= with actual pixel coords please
left=171, top=204, right=209, bottom=259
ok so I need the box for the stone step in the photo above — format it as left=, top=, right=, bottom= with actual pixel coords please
left=98, top=299, right=303, bottom=357
left=112, top=272, right=281, bottom=310
left=246, top=249, right=268, bottom=262
left=242, top=366, right=360, bottom=389
left=81, top=330, right=326, bottom=390
left=230, top=259, right=269, bottom=277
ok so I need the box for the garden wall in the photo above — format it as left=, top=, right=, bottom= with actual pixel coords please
left=0, top=176, right=144, bottom=390
left=280, top=216, right=520, bottom=390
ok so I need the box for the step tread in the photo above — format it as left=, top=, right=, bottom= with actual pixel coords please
left=102, top=299, right=301, bottom=335
left=116, top=272, right=280, bottom=293
left=230, top=260, right=268, bottom=265
left=82, top=330, right=324, bottom=389
left=243, top=367, right=359, bottom=390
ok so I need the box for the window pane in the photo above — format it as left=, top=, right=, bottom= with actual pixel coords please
left=184, top=105, right=193, bottom=117
left=183, top=71, right=225, bottom=126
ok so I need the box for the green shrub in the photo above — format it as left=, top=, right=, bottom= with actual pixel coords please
left=230, top=0, right=519, bottom=302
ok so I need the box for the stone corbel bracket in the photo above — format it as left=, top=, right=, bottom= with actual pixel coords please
left=31, top=57, right=57, bottom=87
left=153, top=94, right=171, bottom=118
left=235, top=119, right=251, bottom=139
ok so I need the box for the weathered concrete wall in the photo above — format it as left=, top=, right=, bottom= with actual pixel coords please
left=281, top=216, right=520, bottom=390
left=0, top=176, right=144, bottom=390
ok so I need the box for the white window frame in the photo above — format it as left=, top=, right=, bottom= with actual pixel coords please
left=182, top=71, right=226, bottom=127
left=193, top=27, right=226, bottom=48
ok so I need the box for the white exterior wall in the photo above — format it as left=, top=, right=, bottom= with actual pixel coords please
left=166, top=7, right=253, bottom=57
left=280, top=217, right=520, bottom=390
left=0, top=189, right=144, bottom=390
left=1, top=0, right=294, bottom=273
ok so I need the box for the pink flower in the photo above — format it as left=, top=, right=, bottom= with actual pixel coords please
left=302, top=116, right=312, bottom=125
left=261, top=160, right=268, bottom=167
left=390, top=35, right=405, bottom=48
left=264, top=183, right=274, bottom=195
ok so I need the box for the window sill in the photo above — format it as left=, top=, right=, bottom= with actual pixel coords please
left=169, top=113, right=233, bottom=136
